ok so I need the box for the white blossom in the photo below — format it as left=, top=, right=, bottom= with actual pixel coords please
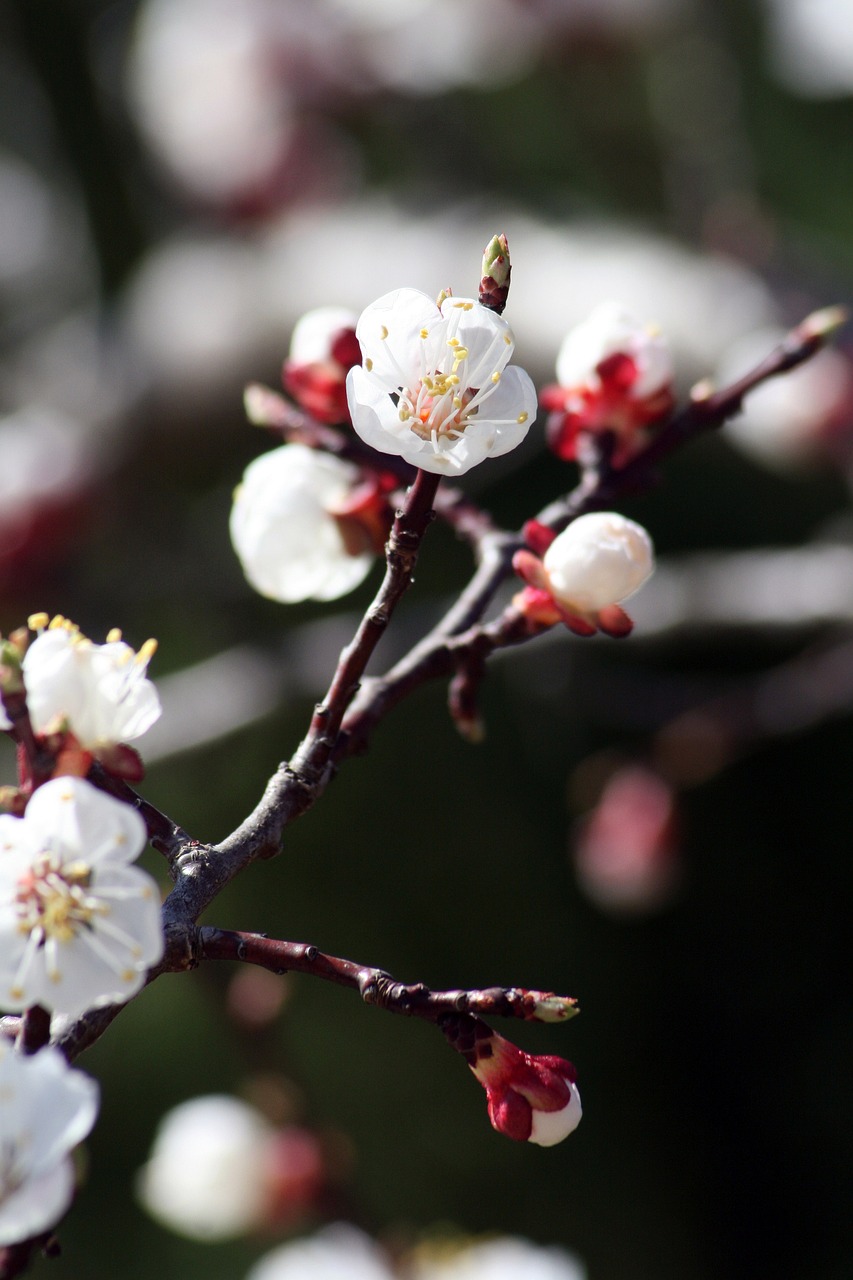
left=0, top=777, right=163, bottom=1017
left=230, top=443, right=375, bottom=602
left=346, top=288, right=537, bottom=475
left=288, top=306, right=358, bottom=365
left=246, top=1223, right=394, bottom=1280
left=137, top=1095, right=274, bottom=1240
left=409, top=1235, right=587, bottom=1280
left=543, top=513, right=654, bottom=613
left=0, top=1044, right=99, bottom=1246
left=555, top=301, right=673, bottom=400
left=0, top=619, right=160, bottom=749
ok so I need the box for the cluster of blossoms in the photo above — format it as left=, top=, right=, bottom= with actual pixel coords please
left=540, top=302, right=675, bottom=467
left=0, top=615, right=165, bottom=1245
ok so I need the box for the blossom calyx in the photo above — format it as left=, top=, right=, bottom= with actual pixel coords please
left=541, top=303, right=674, bottom=465
left=513, top=512, right=654, bottom=638
left=346, top=287, right=536, bottom=475
left=479, top=234, right=511, bottom=314
left=445, top=1018, right=581, bottom=1146
left=282, top=306, right=360, bottom=424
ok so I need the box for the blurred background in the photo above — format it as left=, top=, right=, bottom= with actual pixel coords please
left=1, top=0, right=852, bottom=1277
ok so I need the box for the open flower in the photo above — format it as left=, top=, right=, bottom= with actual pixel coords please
left=230, top=443, right=386, bottom=602
left=0, top=776, right=164, bottom=1017
left=513, top=512, right=654, bottom=638
left=0, top=1044, right=99, bottom=1246
left=0, top=617, right=160, bottom=757
left=282, top=306, right=361, bottom=424
left=541, top=303, right=674, bottom=465
left=346, top=287, right=536, bottom=475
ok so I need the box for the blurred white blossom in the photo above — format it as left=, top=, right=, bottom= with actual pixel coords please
left=230, top=443, right=378, bottom=601
left=0, top=777, right=163, bottom=1017
left=719, top=327, right=853, bottom=469
left=409, top=1235, right=587, bottom=1280
left=762, top=0, right=853, bottom=97
left=0, top=1044, right=99, bottom=1247
left=138, top=1095, right=273, bottom=1240
left=246, top=1223, right=393, bottom=1280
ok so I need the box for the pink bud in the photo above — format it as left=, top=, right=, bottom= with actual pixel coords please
left=282, top=307, right=360, bottom=424
left=544, top=303, right=674, bottom=464
left=575, top=764, right=680, bottom=912
left=468, top=1031, right=582, bottom=1147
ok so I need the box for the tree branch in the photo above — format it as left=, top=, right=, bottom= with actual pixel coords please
left=198, top=928, right=579, bottom=1025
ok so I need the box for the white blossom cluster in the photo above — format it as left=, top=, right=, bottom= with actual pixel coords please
left=0, top=617, right=165, bottom=1246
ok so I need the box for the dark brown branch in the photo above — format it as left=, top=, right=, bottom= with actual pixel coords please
left=0, top=690, right=55, bottom=791
left=16, top=1006, right=51, bottom=1056
left=198, top=928, right=579, bottom=1025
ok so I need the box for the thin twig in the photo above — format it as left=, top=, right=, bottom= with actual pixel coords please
left=198, top=928, right=579, bottom=1024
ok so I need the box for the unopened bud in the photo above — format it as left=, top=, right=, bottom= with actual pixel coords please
left=543, top=513, right=654, bottom=614
left=471, top=1029, right=581, bottom=1146
left=799, top=304, right=848, bottom=343
left=479, top=234, right=511, bottom=314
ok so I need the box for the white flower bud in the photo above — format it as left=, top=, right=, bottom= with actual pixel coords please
left=137, top=1095, right=273, bottom=1241
left=543, top=513, right=654, bottom=613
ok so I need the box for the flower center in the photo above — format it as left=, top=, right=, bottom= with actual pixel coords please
left=15, top=854, right=98, bottom=945
left=399, top=375, right=478, bottom=442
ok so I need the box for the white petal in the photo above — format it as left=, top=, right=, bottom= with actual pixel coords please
left=22, top=631, right=91, bottom=738
left=7, top=1046, right=100, bottom=1173
left=0, top=1157, right=75, bottom=1246
left=470, top=364, right=537, bottom=457
left=355, top=288, right=440, bottom=390
left=289, top=306, right=358, bottom=364
left=528, top=1081, right=583, bottom=1147
left=347, top=365, right=414, bottom=455
left=24, top=777, right=147, bottom=868
left=439, top=296, right=515, bottom=387
left=230, top=444, right=374, bottom=603
left=543, top=513, right=654, bottom=612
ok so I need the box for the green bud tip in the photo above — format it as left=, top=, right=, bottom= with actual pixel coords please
left=482, top=234, right=511, bottom=287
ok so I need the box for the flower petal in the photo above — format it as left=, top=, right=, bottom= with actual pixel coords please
left=355, top=288, right=440, bottom=391
left=24, top=777, right=147, bottom=868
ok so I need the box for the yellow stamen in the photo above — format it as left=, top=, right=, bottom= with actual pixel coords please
left=27, top=613, right=49, bottom=633
left=137, top=638, right=158, bottom=665
left=517, top=412, right=529, bottom=424
left=379, top=325, right=389, bottom=340
left=491, top=371, right=501, bottom=384
left=106, top=628, right=122, bottom=643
